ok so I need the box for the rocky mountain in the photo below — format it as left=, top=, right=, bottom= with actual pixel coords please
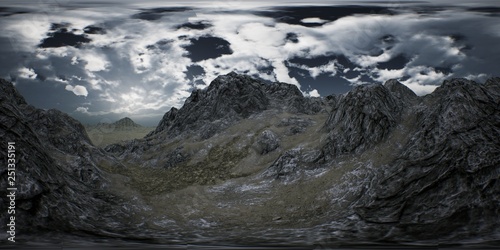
left=146, top=72, right=323, bottom=139
left=113, top=117, right=141, bottom=128
left=93, top=117, right=142, bottom=132
left=1, top=74, right=499, bottom=247
left=0, top=79, right=132, bottom=238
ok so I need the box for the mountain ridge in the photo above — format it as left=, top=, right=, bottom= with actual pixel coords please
left=1, top=74, right=499, bottom=245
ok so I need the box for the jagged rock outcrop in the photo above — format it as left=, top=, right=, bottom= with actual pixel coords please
left=1, top=74, right=499, bottom=246
left=146, top=72, right=269, bottom=139
left=0, top=79, right=130, bottom=235
left=145, top=72, right=324, bottom=140
left=256, top=130, right=280, bottom=155
left=262, top=148, right=323, bottom=181
left=322, top=82, right=403, bottom=158
left=164, top=147, right=189, bottom=168
left=146, top=107, right=178, bottom=137
left=384, top=78, right=418, bottom=103
left=344, top=78, right=500, bottom=241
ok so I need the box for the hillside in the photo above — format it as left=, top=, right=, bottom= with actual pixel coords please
left=0, top=74, right=499, bottom=247
left=85, top=117, right=154, bottom=147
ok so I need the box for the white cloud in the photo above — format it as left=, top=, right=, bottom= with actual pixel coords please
left=76, top=106, right=89, bottom=113
left=374, top=68, right=405, bottom=82
left=18, top=67, right=37, bottom=79
left=1, top=14, right=51, bottom=51
left=402, top=82, right=438, bottom=96
left=71, top=56, right=78, bottom=65
left=75, top=106, right=110, bottom=116
left=53, top=77, right=69, bottom=83
left=81, top=52, right=110, bottom=72
left=301, top=17, right=328, bottom=24
left=305, top=89, right=320, bottom=97
left=65, top=84, right=88, bottom=97
left=3, top=4, right=499, bottom=122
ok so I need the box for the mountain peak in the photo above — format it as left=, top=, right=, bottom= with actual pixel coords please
left=113, top=117, right=141, bottom=128
left=0, top=78, right=27, bottom=106
left=148, top=73, right=323, bottom=139
left=384, top=79, right=417, bottom=102
left=323, top=82, right=402, bottom=157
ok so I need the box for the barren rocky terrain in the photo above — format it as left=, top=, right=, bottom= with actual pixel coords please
left=0, top=73, right=499, bottom=247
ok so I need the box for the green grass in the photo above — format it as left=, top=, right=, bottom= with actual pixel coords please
left=85, top=127, right=155, bottom=147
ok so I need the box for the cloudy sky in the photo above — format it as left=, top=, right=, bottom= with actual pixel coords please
left=0, top=0, right=499, bottom=126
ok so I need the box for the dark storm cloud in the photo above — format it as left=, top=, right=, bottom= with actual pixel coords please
left=401, top=5, right=454, bottom=15
left=448, top=34, right=473, bottom=52
left=132, top=7, right=192, bottom=21
left=146, top=39, right=173, bottom=51
left=0, top=7, right=29, bottom=17
left=39, top=23, right=91, bottom=48
left=83, top=25, right=106, bottom=35
left=434, top=66, right=453, bottom=75
left=183, top=36, right=233, bottom=62
left=285, top=32, right=299, bottom=43
left=468, top=7, right=500, bottom=15
left=255, top=5, right=394, bottom=27
left=2, top=0, right=500, bottom=125
left=176, top=21, right=212, bottom=30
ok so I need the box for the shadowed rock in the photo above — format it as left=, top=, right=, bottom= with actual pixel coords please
left=0, top=79, right=130, bottom=235
left=322, top=83, right=403, bottom=158
left=350, top=78, right=500, bottom=241
left=146, top=72, right=324, bottom=140
left=256, top=130, right=280, bottom=155
left=384, top=79, right=417, bottom=103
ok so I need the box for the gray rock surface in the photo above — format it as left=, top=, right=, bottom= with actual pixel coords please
left=1, top=74, right=499, bottom=246
left=262, top=148, right=323, bottom=181
left=322, top=82, right=403, bottom=158
left=146, top=72, right=324, bottom=140
left=330, top=78, right=500, bottom=242
left=256, top=130, right=280, bottom=155
left=384, top=78, right=418, bottom=103
left=0, top=79, right=131, bottom=236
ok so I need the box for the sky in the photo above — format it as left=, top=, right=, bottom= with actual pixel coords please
left=0, top=0, right=499, bottom=126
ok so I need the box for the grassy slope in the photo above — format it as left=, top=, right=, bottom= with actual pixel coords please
left=97, top=106, right=417, bottom=236
left=86, top=126, right=155, bottom=147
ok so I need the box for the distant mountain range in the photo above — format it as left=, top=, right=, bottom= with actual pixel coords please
left=0, top=74, right=499, bottom=246
left=92, top=117, right=142, bottom=131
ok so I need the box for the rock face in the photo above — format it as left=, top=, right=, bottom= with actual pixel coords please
left=329, top=78, right=500, bottom=242
left=1, top=74, right=499, bottom=246
left=384, top=78, right=417, bottom=103
left=0, top=79, right=130, bottom=236
left=322, top=83, right=403, bottom=158
left=256, top=130, right=280, bottom=155
left=146, top=72, right=324, bottom=140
